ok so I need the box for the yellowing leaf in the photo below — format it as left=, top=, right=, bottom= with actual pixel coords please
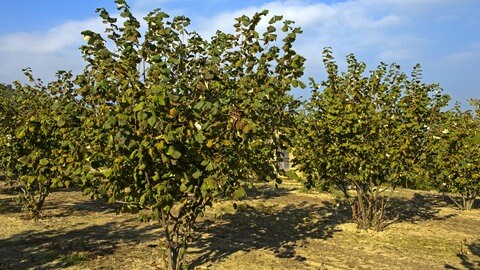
left=206, top=140, right=214, bottom=148
left=169, top=108, right=177, bottom=117
left=155, top=141, right=165, bottom=152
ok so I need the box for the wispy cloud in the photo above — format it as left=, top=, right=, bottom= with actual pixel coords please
left=0, top=18, right=102, bottom=54
left=441, top=42, right=480, bottom=63
left=194, top=0, right=411, bottom=61
left=0, top=17, right=105, bottom=83
left=190, top=0, right=422, bottom=87
left=195, top=1, right=405, bottom=36
left=423, top=42, right=480, bottom=104
left=0, top=0, right=477, bottom=103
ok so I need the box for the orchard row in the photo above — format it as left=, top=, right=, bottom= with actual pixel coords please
left=0, top=1, right=478, bottom=269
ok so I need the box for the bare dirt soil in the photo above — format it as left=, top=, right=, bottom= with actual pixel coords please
left=0, top=180, right=479, bottom=270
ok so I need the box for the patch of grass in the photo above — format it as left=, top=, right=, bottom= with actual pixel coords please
left=1, top=185, right=479, bottom=269
left=59, top=251, right=90, bottom=267
left=374, top=230, right=460, bottom=261
left=234, top=202, right=252, bottom=213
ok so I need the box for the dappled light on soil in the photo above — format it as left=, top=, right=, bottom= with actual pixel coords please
left=1, top=181, right=478, bottom=269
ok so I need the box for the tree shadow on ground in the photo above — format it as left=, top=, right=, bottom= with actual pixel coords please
left=444, top=239, right=480, bottom=269
left=0, top=197, right=22, bottom=214
left=190, top=189, right=464, bottom=268
left=245, top=184, right=292, bottom=200
left=0, top=190, right=121, bottom=218
left=189, top=199, right=351, bottom=268
left=41, top=187, right=124, bottom=218
left=0, top=220, right=160, bottom=269
left=45, top=198, right=122, bottom=218
left=458, top=239, right=480, bottom=270
left=0, top=184, right=19, bottom=195
left=385, top=192, right=457, bottom=226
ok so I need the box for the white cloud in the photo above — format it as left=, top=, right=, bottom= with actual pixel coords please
left=0, top=16, right=108, bottom=83
left=191, top=0, right=422, bottom=84
left=0, top=0, right=478, bottom=104
left=129, top=0, right=175, bottom=11
left=0, top=10, right=137, bottom=83
left=359, top=0, right=473, bottom=11
left=0, top=0, right=436, bottom=82
left=0, top=18, right=103, bottom=54
left=0, top=51, right=84, bottom=84
left=192, top=0, right=479, bottom=103
left=195, top=1, right=405, bottom=38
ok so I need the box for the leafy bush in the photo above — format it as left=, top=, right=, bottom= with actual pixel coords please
left=73, top=1, right=305, bottom=268
left=433, top=100, right=480, bottom=210
left=292, top=48, right=449, bottom=230
left=0, top=70, right=83, bottom=218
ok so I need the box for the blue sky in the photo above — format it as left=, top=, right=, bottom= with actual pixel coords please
left=0, top=0, right=479, bottom=105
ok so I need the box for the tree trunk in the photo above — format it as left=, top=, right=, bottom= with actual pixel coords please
left=462, top=195, right=476, bottom=211
left=337, top=182, right=350, bottom=199
left=352, top=184, right=387, bottom=231
left=161, top=208, right=176, bottom=270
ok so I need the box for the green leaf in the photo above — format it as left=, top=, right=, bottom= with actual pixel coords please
left=104, top=116, right=117, bottom=129
left=38, top=174, right=47, bottom=183
left=158, top=93, right=166, bottom=106
left=102, top=168, right=113, bottom=178
left=473, top=133, right=480, bottom=144
left=27, top=176, right=36, bottom=185
left=233, top=186, right=246, bottom=199
left=206, top=162, right=214, bottom=172
left=167, top=146, right=182, bottom=159
left=192, top=170, right=202, bottom=179
left=267, top=26, right=276, bottom=33
left=57, top=118, right=66, bottom=127
left=194, top=132, right=206, bottom=143
left=108, top=196, right=116, bottom=204
left=201, top=159, right=210, bottom=167
left=171, top=150, right=181, bottom=159
left=242, top=124, right=251, bottom=134
left=147, top=115, right=157, bottom=127
left=139, top=192, right=148, bottom=205
left=133, top=102, right=145, bottom=112
left=151, top=54, right=162, bottom=62
left=117, top=113, right=129, bottom=126
left=39, top=158, right=49, bottom=166
left=16, top=129, right=26, bottom=139
left=194, top=100, right=205, bottom=110
left=18, top=156, right=30, bottom=165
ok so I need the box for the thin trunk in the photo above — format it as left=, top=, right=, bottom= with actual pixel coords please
left=35, top=182, right=51, bottom=215
left=463, top=193, right=477, bottom=211
left=337, top=181, right=350, bottom=198
left=161, top=208, right=176, bottom=270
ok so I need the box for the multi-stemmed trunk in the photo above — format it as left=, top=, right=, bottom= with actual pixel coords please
left=19, top=179, right=52, bottom=219
left=446, top=191, right=478, bottom=211
left=351, top=183, right=387, bottom=231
